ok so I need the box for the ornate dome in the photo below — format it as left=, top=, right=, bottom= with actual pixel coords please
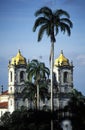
left=11, top=50, right=26, bottom=65
left=54, top=50, right=69, bottom=66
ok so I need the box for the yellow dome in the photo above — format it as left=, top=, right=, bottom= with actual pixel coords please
left=11, top=50, right=26, bottom=65
left=54, top=50, right=69, bottom=66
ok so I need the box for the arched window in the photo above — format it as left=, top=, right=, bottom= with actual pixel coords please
left=63, top=72, right=68, bottom=83
left=20, top=71, right=25, bottom=82
left=10, top=71, right=12, bottom=82
left=10, top=100, right=12, bottom=106
left=10, top=87, right=12, bottom=93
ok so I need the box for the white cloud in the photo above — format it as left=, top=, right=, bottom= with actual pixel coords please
left=76, top=54, right=85, bottom=65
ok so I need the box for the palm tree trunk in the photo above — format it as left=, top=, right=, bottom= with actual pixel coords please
left=50, top=41, right=54, bottom=112
left=50, top=41, right=54, bottom=130
left=37, top=85, right=39, bottom=110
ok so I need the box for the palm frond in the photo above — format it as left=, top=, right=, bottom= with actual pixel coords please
left=55, top=26, right=59, bottom=36
left=55, top=9, right=70, bottom=18
left=33, top=17, right=49, bottom=32
left=60, top=22, right=71, bottom=36
left=38, top=24, right=48, bottom=41
left=31, top=59, right=39, bottom=64
left=46, top=24, right=51, bottom=36
left=22, top=81, right=36, bottom=101
left=60, top=18, right=73, bottom=28
left=33, top=6, right=73, bottom=44
left=35, top=6, right=52, bottom=18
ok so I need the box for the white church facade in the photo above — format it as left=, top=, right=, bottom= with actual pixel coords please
left=0, top=50, right=74, bottom=117
left=53, top=50, right=73, bottom=109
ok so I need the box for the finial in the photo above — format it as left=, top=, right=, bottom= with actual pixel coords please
left=71, top=60, right=73, bottom=66
left=1, top=85, right=3, bottom=93
left=18, top=49, right=21, bottom=54
left=61, top=50, right=63, bottom=54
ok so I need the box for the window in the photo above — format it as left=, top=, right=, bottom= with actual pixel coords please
left=10, top=71, right=12, bottom=82
left=63, top=72, right=68, bottom=83
left=10, top=87, right=12, bottom=93
left=20, top=71, right=25, bottom=82
left=10, top=100, right=12, bottom=106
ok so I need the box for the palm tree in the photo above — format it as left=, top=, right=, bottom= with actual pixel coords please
left=26, top=59, right=50, bottom=109
left=22, top=81, right=36, bottom=109
left=33, top=6, right=73, bottom=112
left=67, top=89, right=85, bottom=130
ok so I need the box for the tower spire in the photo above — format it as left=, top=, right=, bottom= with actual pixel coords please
left=1, top=85, right=3, bottom=93
left=18, top=49, right=21, bottom=54
left=61, top=50, right=63, bottom=54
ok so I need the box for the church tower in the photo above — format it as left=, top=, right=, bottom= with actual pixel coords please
left=54, top=50, right=73, bottom=109
left=8, top=50, right=27, bottom=113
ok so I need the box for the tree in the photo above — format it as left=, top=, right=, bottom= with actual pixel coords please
left=0, top=112, right=11, bottom=129
left=67, top=89, right=85, bottom=130
left=22, top=81, right=37, bottom=109
left=0, top=110, right=55, bottom=130
left=33, top=6, right=73, bottom=112
left=26, top=59, right=50, bottom=109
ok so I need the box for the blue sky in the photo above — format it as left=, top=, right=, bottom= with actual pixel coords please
left=0, top=0, right=85, bottom=95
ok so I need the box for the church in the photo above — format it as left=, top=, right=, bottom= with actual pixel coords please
left=0, top=50, right=74, bottom=117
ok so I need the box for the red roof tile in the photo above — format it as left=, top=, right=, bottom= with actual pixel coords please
left=0, top=102, right=8, bottom=109
left=2, top=90, right=8, bottom=95
left=0, top=90, right=8, bottom=96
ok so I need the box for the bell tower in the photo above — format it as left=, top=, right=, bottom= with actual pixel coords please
left=8, top=50, right=27, bottom=113
left=54, top=50, right=73, bottom=109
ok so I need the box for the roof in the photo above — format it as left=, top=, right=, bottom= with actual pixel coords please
left=2, top=90, right=8, bottom=95
left=0, top=90, right=8, bottom=96
left=11, top=50, right=27, bottom=65
left=0, top=102, right=8, bottom=109
left=54, top=50, right=70, bottom=66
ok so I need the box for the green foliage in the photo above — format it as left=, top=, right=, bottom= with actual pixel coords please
left=0, top=112, right=11, bottom=127
left=33, top=6, right=73, bottom=42
left=2, top=105, right=85, bottom=130
left=27, top=59, right=50, bottom=82
left=22, top=59, right=50, bottom=109
left=0, top=110, right=61, bottom=130
left=67, top=89, right=85, bottom=130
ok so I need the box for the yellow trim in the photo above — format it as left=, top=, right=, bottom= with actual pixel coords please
left=11, top=50, right=26, bottom=65
left=54, top=50, right=69, bottom=66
